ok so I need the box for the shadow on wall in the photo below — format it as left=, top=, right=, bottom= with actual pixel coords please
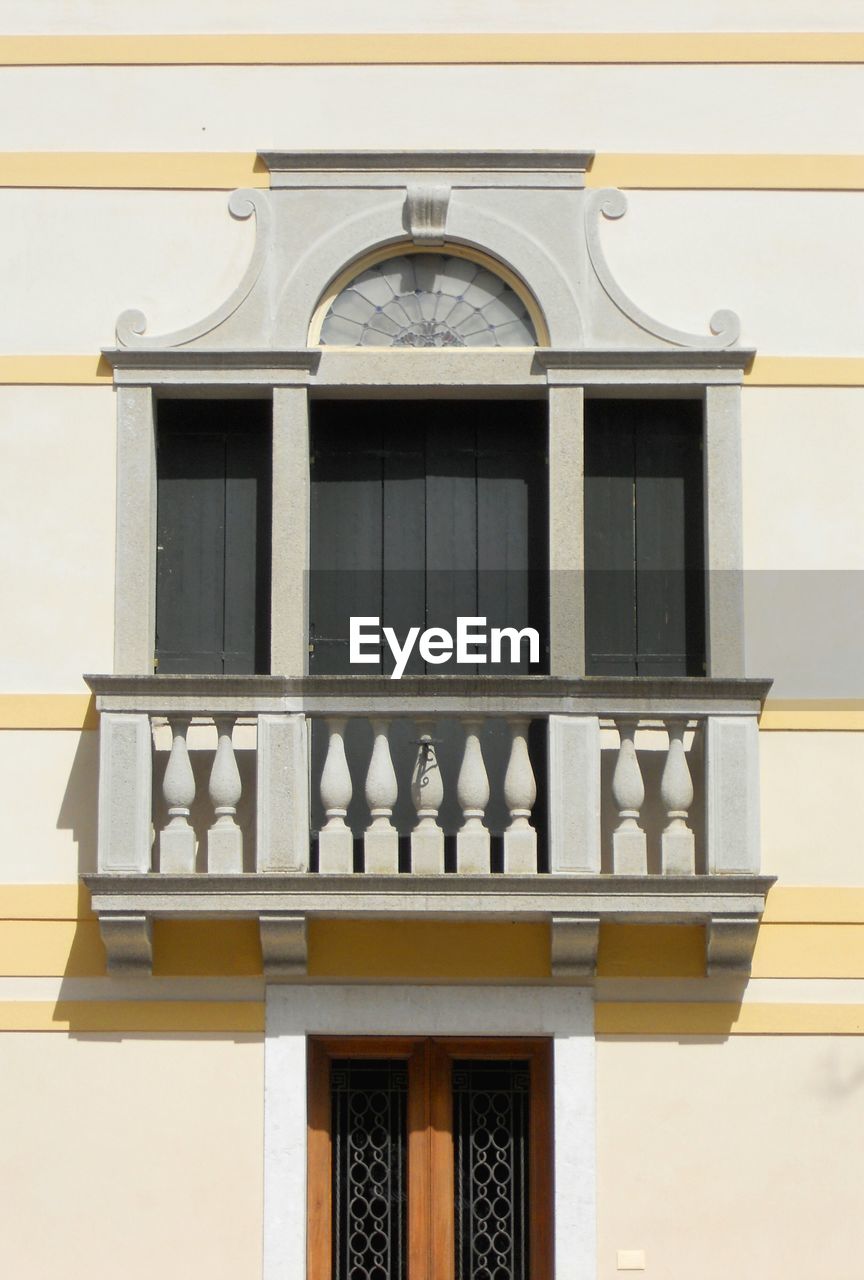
left=56, top=725, right=99, bottom=877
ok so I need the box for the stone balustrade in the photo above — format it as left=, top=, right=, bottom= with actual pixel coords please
left=83, top=675, right=774, bottom=975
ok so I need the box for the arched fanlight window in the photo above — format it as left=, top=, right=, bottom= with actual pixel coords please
left=318, top=252, right=538, bottom=348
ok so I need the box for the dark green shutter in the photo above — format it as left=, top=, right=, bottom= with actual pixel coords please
left=584, top=399, right=705, bottom=676
left=309, top=400, right=547, bottom=675
left=155, top=399, right=271, bottom=674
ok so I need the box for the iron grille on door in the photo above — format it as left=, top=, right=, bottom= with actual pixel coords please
left=308, top=1039, right=552, bottom=1280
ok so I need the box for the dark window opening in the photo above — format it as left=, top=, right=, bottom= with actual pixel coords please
left=155, top=398, right=271, bottom=674
left=309, top=400, right=548, bottom=676
left=584, top=398, right=705, bottom=676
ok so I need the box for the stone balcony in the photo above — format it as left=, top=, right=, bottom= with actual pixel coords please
left=83, top=675, right=774, bottom=978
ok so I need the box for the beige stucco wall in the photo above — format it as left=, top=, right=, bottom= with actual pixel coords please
left=0, top=66, right=861, bottom=152
left=0, top=1031, right=264, bottom=1279
left=4, top=1, right=862, bottom=35
left=596, top=1033, right=864, bottom=1279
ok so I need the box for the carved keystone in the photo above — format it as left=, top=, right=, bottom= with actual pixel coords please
left=405, top=185, right=450, bottom=246
left=551, top=915, right=600, bottom=978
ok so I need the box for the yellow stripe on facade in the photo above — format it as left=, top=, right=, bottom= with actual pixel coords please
left=0, top=356, right=110, bottom=386
left=0, top=999, right=264, bottom=1033
left=2, top=33, right=864, bottom=67
left=595, top=1002, right=864, bottom=1035
left=0, top=694, right=98, bottom=729
left=762, top=887, right=864, bottom=924
left=0, top=884, right=93, bottom=921
left=0, top=355, right=863, bottom=392
left=759, top=699, right=864, bottom=729
left=3, top=152, right=864, bottom=192
left=745, top=357, right=864, bottom=387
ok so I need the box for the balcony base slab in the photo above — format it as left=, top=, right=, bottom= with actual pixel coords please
left=85, top=873, right=774, bottom=978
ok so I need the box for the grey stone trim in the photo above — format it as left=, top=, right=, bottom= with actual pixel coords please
left=85, top=673, right=772, bottom=718
left=548, top=386, right=585, bottom=676
left=97, top=712, right=153, bottom=871
left=85, top=872, right=775, bottom=920
left=259, top=914, right=308, bottom=978
left=86, top=873, right=774, bottom=976
left=270, top=388, right=310, bottom=675
left=704, top=384, right=746, bottom=675
left=548, top=715, right=601, bottom=873
left=536, top=348, right=754, bottom=373
left=260, top=149, right=595, bottom=176
left=550, top=915, right=600, bottom=977
left=113, top=388, right=156, bottom=673
left=98, top=912, right=153, bottom=975
left=706, top=914, right=761, bottom=975
left=256, top=714, right=310, bottom=873
left=585, top=189, right=741, bottom=350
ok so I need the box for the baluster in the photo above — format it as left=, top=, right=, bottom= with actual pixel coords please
left=612, top=718, right=646, bottom=874
left=207, top=716, right=243, bottom=873
left=661, top=718, right=696, bottom=874
left=159, top=716, right=196, bottom=873
left=318, top=718, right=353, bottom=874
left=456, top=719, right=490, bottom=874
left=503, top=718, right=537, bottom=873
left=410, top=720, right=444, bottom=874
left=364, top=719, right=399, bottom=874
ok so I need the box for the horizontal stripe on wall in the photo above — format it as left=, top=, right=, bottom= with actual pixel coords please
left=5, top=911, right=864, bottom=979
left=2, top=694, right=864, bottom=732
left=595, top=1001, right=864, bottom=1035
left=2, top=33, right=864, bottom=66
left=0, top=999, right=861, bottom=1035
left=3, top=152, right=864, bottom=191
left=0, top=999, right=263, bottom=1032
left=1, top=356, right=864, bottom=390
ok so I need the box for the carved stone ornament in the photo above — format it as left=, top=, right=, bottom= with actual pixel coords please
left=98, top=151, right=748, bottom=359
left=405, top=184, right=450, bottom=245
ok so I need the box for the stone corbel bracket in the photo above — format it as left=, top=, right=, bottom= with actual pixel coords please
left=404, top=184, right=451, bottom=246
left=99, top=912, right=153, bottom=975
left=706, top=914, right=761, bottom=975
left=259, top=913, right=308, bottom=979
left=551, top=915, right=601, bottom=977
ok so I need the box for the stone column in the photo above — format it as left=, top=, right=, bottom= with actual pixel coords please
left=548, top=383, right=585, bottom=677
left=704, top=383, right=745, bottom=676
left=113, top=386, right=157, bottom=673
left=271, top=385, right=310, bottom=676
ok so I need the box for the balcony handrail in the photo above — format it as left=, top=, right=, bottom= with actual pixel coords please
left=85, top=673, right=772, bottom=718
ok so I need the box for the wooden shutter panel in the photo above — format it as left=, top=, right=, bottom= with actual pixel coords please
left=155, top=399, right=271, bottom=674
left=309, top=400, right=547, bottom=676
left=584, top=399, right=705, bottom=676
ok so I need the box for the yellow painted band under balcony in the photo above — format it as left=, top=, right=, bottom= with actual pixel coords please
left=595, top=1002, right=864, bottom=1035
left=1, top=356, right=864, bottom=390
left=1, top=33, right=864, bottom=67
left=0, top=1000, right=861, bottom=1035
left=3, top=152, right=864, bottom=191
left=0, top=999, right=264, bottom=1033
